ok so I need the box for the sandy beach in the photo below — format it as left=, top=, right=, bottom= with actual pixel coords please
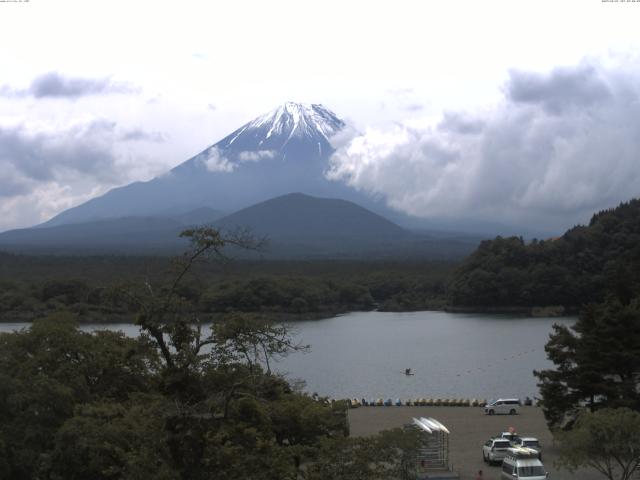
left=348, top=406, right=599, bottom=480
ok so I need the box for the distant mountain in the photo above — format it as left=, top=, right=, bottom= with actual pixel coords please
left=171, top=207, right=224, bottom=226
left=0, top=193, right=482, bottom=258
left=32, top=101, right=541, bottom=238
left=216, top=193, right=407, bottom=240
left=0, top=207, right=224, bottom=254
left=0, top=217, right=187, bottom=254
left=211, top=193, right=480, bottom=259
left=40, top=102, right=386, bottom=228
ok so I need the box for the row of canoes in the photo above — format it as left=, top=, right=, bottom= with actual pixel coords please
left=348, top=398, right=489, bottom=408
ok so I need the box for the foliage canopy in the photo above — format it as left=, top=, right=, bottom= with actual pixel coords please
left=535, top=295, right=640, bottom=429
left=0, top=227, right=420, bottom=479
left=449, top=199, right=640, bottom=308
left=556, top=408, right=640, bottom=480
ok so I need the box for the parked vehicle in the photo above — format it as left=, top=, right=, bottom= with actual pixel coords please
left=482, top=437, right=513, bottom=465
left=497, top=431, right=519, bottom=443
left=501, top=447, right=548, bottom=479
left=484, top=398, right=521, bottom=415
left=512, top=437, right=543, bottom=460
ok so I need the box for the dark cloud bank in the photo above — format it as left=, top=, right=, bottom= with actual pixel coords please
left=1, top=72, right=139, bottom=99
left=329, top=57, right=640, bottom=234
left=0, top=120, right=166, bottom=202
left=0, top=120, right=120, bottom=194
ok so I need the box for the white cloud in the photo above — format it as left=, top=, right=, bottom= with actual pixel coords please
left=200, top=147, right=234, bottom=172
left=329, top=57, right=640, bottom=233
left=119, top=128, right=167, bottom=143
left=0, top=119, right=121, bottom=185
left=237, top=150, right=276, bottom=162
left=0, top=181, right=110, bottom=231
left=199, top=148, right=276, bottom=173
left=0, top=117, right=174, bottom=231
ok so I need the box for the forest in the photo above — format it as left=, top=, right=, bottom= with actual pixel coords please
left=3, top=199, right=640, bottom=324
left=0, top=254, right=452, bottom=323
left=3, top=200, right=640, bottom=323
left=0, top=229, right=422, bottom=479
left=448, top=199, right=640, bottom=310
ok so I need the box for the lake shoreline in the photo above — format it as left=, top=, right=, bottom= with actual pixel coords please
left=445, top=304, right=579, bottom=317
left=0, top=304, right=580, bottom=324
left=0, top=310, right=343, bottom=324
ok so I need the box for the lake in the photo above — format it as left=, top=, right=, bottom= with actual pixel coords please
left=0, top=311, right=575, bottom=401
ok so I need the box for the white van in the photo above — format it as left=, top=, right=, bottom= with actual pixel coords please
left=513, top=437, right=543, bottom=460
left=485, top=398, right=521, bottom=415
left=501, top=448, right=548, bottom=479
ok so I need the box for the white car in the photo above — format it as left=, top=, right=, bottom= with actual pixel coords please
left=501, top=447, right=548, bottom=479
left=513, top=437, right=543, bottom=460
left=484, top=398, right=521, bottom=415
left=497, top=431, right=519, bottom=443
left=483, top=438, right=513, bottom=465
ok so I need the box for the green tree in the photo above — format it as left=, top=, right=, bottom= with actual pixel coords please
left=120, top=227, right=264, bottom=399
left=301, top=428, right=422, bottom=480
left=50, top=396, right=177, bottom=480
left=556, top=408, right=640, bottom=480
left=213, top=313, right=307, bottom=376
left=449, top=199, right=640, bottom=309
left=0, top=312, right=156, bottom=479
left=534, top=296, right=640, bottom=429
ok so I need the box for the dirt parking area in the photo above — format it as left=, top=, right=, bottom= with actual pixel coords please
left=348, top=406, right=599, bottom=480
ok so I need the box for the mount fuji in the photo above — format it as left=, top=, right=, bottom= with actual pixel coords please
left=0, top=102, right=487, bottom=257
left=42, top=102, right=385, bottom=227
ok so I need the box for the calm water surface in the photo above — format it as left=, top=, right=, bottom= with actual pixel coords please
left=277, top=311, right=575, bottom=401
left=0, top=311, right=575, bottom=401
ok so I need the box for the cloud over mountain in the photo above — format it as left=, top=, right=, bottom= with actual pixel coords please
left=0, top=118, right=169, bottom=230
left=329, top=56, right=640, bottom=233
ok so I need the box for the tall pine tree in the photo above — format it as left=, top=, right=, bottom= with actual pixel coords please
left=535, top=295, right=640, bottom=429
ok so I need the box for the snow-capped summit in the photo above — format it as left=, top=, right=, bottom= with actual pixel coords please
left=244, top=102, right=345, bottom=145
left=181, top=102, right=345, bottom=171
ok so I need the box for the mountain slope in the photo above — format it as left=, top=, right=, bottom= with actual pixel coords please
left=0, top=208, right=223, bottom=254
left=212, top=193, right=479, bottom=259
left=171, top=207, right=223, bottom=225
left=41, top=102, right=377, bottom=228
left=215, top=193, right=409, bottom=240
left=0, top=217, right=187, bottom=253
left=29, top=102, right=550, bottom=239
left=0, top=193, right=481, bottom=258
left=199, top=102, right=344, bottom=160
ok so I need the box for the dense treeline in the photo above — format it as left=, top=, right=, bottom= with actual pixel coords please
left=449, top=199, right=640, bottom=309
left=0, top=256, right=453, bottom=322
left=4, top=198, right=640, bottom=318
left=0, top=229, right=420, bottom=479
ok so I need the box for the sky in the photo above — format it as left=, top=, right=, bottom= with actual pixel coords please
left=0, top=0, right=640, bottom=233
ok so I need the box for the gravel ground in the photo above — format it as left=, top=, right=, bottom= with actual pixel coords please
left=348, top=406, right=599, bottom=480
